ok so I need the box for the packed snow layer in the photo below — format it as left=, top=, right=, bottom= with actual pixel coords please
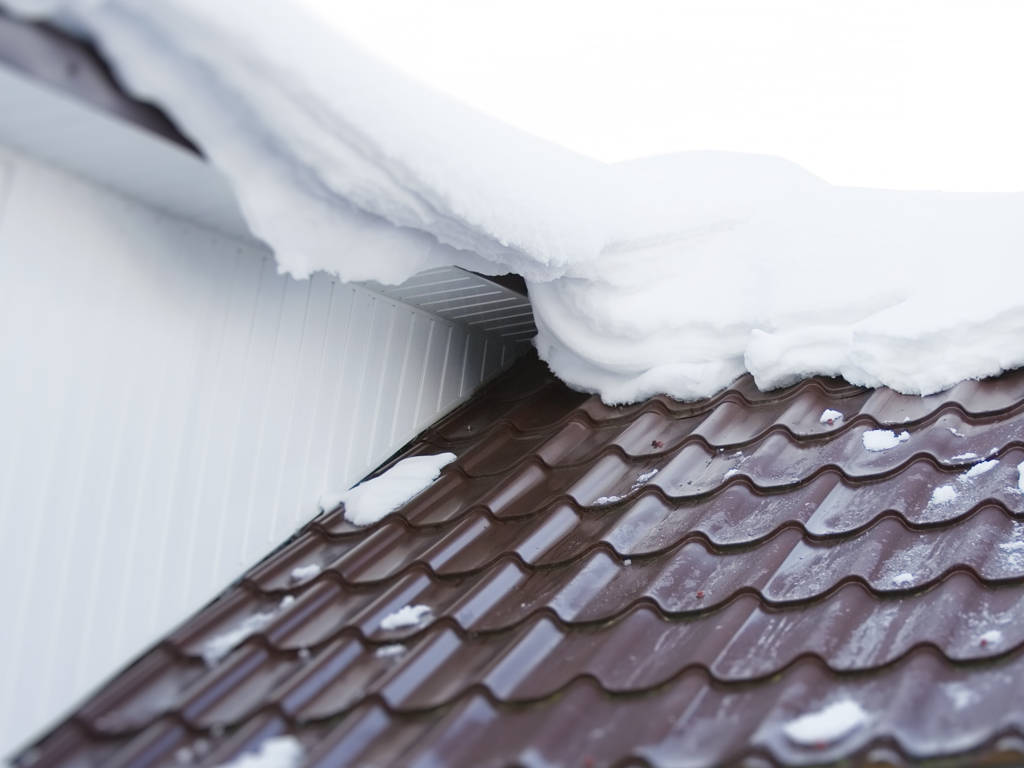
left=782, top=700, right=868, bottom=747
left=320, top=453, right=456, bottom=526
left=12, top=0, right=1024, bottom=403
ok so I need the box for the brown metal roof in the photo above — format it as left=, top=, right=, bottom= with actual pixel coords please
left=16, top=353, right=1024, bottom=767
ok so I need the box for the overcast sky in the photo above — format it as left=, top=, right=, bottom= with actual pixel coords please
left=299, top=0, right=1024, bottom=192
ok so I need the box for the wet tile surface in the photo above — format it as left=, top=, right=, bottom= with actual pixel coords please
left=18, top=355, right=1024, bottom=767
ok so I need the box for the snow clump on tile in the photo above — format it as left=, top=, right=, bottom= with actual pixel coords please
left=819, top=409, right=843, bottom=426
left=862, top=430, right=910, bottom=452
left=380, top=604, right=432, bottom=631
left=929, top=485, right=957, bottom=505
left=891, top=572, right=914, bottom=587
left=289, top=563, right=321, bottom=583
left=201, top=595, right=295, bottom=666
left=783, top=699, right=868, bottom=747
left=964, top=459, right=999, bottom=479
left=321, top=453, right=456, bottom=526
left=979, top=629, right=1003, bottom=647
left=212, top=736, right=303, bottom=768
left=27, top=1, right=1024, bottom=404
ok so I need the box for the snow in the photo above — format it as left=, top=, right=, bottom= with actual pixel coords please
left=320, top=453, right=456, bottom=526
left=862, top=430, right=910, bottom=452
left=964, top=459, right=999, bottom=478
left=951, top=452, right=978, bottom=461
left=289, top=563, right=321, bottom=582
left=948, top=427, right=966, bottom=438
left=979, top=629, right=1004, bottom=646
left=375, top=643, right=406, bottom=658
left=594, top=495, right=622, bottom=506
left=782, top=700, right=868, bottom=747
left=12, top=1, right=1024, bottom=404
left=1018, top=461, right=1024, bottom=493
left=930, top=485, right=958, bottom=505
left=891, top=572, right=915, bottom=587
left=380, top=604, right=432, bottom=631
left=635, top=468, right=659, bottom=484
left=819, top=409, right=844, bottom=426
left=212, top=736, right=303, bottom=768
left=201, top=596, right=294, bottom=665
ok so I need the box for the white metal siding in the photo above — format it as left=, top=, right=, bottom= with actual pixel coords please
left=0, top=145, right=521, bottom=755
left=372, top=267, right=536, bottom=345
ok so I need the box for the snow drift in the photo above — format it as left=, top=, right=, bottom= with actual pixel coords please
left=9, top=0, right=1024, bottom=403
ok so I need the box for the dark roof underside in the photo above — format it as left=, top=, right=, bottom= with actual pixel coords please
left=17, top=353, right=1024, bottom=767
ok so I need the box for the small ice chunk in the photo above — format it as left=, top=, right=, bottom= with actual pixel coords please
left=594, top=495, right=622, bottom=505
left=891, top=572, right=914, bottom=587
left=289, top=563, right=321, bottom=582
left=964, top=459, right=998, bottom=479
left=175, top=746, right=194, bottom=764
left=862, top=429, right=910, bottom=452
left=951, top=452, right=978, bottom=461
left=979, top=629, right=1003, bottom=646
left=279, top=595, right=296, bottom=609
left=819, top=409, right=843, bottom=426
left=320, top=453, right=456, bottom=526
left=948, top=427, right=966, bottom=438
left=380, top=604, right=432, bottom=631
left=723, top=468, right=741, bottom=479
left=212, top=736, right=303, bottom=768
left=783, top=700, right=868, bottom=747
left=930, top=485, right=957, bottom=505
left=635, top=468, right=659, bottom=484
left=375, top=643, right=406, bottom=658
left=623, top=558, right=632, bottom=566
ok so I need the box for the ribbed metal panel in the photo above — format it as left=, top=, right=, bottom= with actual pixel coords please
left=371, top=266, right=536, bottom=344
left=0, top=145, right=523, bottom=755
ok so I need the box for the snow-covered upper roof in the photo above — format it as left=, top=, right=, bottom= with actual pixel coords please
left=6, top=0, right=1024, bottom=404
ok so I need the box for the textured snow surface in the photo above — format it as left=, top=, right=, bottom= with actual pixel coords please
left=11, top=0, right=1024, bottom=403
left=862, top=430, right=910, bottom=452
left=891, top=572, right=915, bottom=587
left=1018, top=461, right=1024, bottom=493
left=783, top=700, right=868, bottom=746
left=212, top=736, right=303, bottom=768
left=380, top=604, right=432, bottom=630
left=320, top=453, right=455, bottom=526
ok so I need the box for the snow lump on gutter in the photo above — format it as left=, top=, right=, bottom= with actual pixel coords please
left=17, top=0, right=1024, bottom=404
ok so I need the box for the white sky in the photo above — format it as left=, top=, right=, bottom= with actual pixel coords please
left=299, top=0, right=1024, bottom=192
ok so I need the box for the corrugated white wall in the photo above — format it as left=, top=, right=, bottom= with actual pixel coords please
left=0, top=145, right=522, bottom=756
